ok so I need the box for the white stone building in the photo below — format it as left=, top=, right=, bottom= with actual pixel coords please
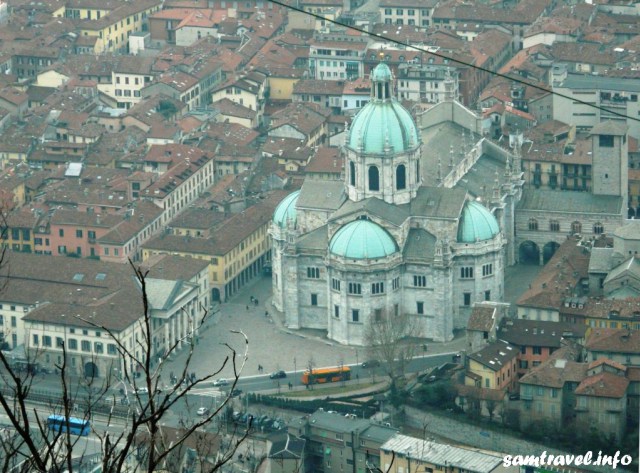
left=270, top=63, right=521, bottom=345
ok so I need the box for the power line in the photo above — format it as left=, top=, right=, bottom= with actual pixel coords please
left=267, top=0, right=640, bottom=124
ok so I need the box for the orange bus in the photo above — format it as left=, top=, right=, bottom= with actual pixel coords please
left=301, top=366, right=351, bottom=385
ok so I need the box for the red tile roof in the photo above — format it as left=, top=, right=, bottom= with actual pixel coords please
left=575, top=371, right=629, bottom=398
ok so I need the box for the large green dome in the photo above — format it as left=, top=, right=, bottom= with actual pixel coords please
left=347, top=101, right=419, bottom=155
left=457, top=200, right=500, bottom=243
left=273, top=190, right=300, bottom=228
left=329, top=219, right=398, bottom=259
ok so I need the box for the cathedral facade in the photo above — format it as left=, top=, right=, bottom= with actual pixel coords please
left=270, top=63, right=517, bottom=345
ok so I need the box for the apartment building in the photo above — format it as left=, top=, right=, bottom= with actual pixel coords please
left=288, top=410, right=398, bottom=473
left=575, top=360, right=629, bottom=442
left=97, top=57, right=155, bottom=110
left=466, top=341, right=519, bottom=392
left=519, top=350, right=587, bottom=431
left=0, top=252, right=207, bottom=378
left=59, top=0, right=163, bottom=54
left=584, top=328, right=640, bottom=367
left=397, top=64, right=459, bottom=103
left=552, top=71, right=640, bottom=139
left=97, top=201, right=164, bottom=263
left=380, top=435, right=509, bottom=473
left=497, top=319, right=587, bottom=377
left=268, top=102, right=330, bottom=148
left=379, top=0, right=438, bottom=28
left=211, top=72, right=268, bottom=124
left=140, top=145, right=215, bottom=224
left=142, top=195, right=282, bottom=302
left=309, top=40, right=368, bottom=81
left=142, top=59, right=223, bottom=112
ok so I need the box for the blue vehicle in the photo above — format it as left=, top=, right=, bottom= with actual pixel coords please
left=47, top=415, right=91, bottom=436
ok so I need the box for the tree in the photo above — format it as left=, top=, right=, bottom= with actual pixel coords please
left=364, top=310, right=418, bottom=381
left=0, top=255, right=251, bottom=472
left=306, top=356, right=315, bottom=390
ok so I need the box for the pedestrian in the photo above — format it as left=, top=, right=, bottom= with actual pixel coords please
left=254, top=298, right=259, bottom=306
left=250, top=296, right=254, bottom=303
left=246, top=305, right=249, bottom=311
left=265, top=310, right=269, bottom=317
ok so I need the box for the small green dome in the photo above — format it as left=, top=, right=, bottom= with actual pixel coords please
left=457, top=200, right=500, bottom=243
left=273, top=190, right=300, bottom=228
left=371, top=63, right=392, bottom=82
left=347, top=101, right=419, bottom=154
left=329, top=220, right=398, bottom=259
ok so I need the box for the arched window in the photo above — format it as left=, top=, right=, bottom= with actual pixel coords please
left=396, top=164, right=406, bottom=190
left=593, top=222, right=604, bottom=235
left=349, top=161, right=356, bottom=186
left=528, top=218, right=538, bottom=231
left=571, top=221, right=582, bottom=234
left=549, top=220, right=560, bottom=232
left=368, top=166, right=380, bottom=191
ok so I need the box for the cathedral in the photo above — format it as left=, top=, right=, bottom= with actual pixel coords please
left=270, top=62, right=522, bottom=345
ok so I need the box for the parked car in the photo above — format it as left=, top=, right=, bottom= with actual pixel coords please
left=197, top=407, right=209, bottom=416
left=134, top=387, right=149, bottom=395
left=269, top=370, right=287, bottom=379
left=230, top=389, right=243, bottom=398
left=361, top=360, right=381, bottom=369
left=213, top=378, right=229, bottom=387
left=509, top=393, right=520, bottom=400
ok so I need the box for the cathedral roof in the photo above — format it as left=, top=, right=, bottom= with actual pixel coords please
left=330, top=197, right=409, bottom=227
left=517, top=188, right=622, bottom=214
left=403, top=228, right=437, bottom=262
left=347, top=101, right=419, bottom=155
left=346, top=62, right=420, bottom=155
left=329, top=219, right=398, bottom=260
left=457, top=200, right=500, bottom=243
left=273, top=190, right=300, bottom=228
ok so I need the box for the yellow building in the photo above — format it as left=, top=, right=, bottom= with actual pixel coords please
left=380, top=434, right=510, bottom=473
left=267, top=74, right=303, bottom=101
left=142, top=195, right=284, bottom=302
left=466, top=341, right=518, bottom=392
left=4, top=210, right=37, bottom=253
left=55, top=0, right=162, bottom=54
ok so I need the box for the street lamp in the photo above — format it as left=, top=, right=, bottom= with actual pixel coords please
left=293, top=357, right=296, bottom=384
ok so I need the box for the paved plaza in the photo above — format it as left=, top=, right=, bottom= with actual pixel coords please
left=164, top=263, right=541, bottom=382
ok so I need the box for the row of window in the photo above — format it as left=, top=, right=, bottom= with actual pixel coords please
left=329, top=303, right=430, bottom=321
left=527, top=220, right=602, bottom=235
left=460, top=264, right=493, bottom=279
left=382, top=8, right=429, bottom=15
left=115, top=89, right=141, bottom=98
left=327, top=276, right=427, bottom=293
left=58, top=228, right=97, bottom=239
left=384, top=18, right=429, bottom=26
left=33, top=335, right=117, bottom=355
left=348, top=162, right=416, bottom=192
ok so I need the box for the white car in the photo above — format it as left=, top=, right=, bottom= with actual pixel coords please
left=197, top=407, right=209, bottom=416
left=213, top=378, right=229, bottom=387
left=134, top=387, right=149, bottom=394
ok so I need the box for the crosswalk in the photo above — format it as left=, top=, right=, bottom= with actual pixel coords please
left=188, top=387, right=225, bottom=398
